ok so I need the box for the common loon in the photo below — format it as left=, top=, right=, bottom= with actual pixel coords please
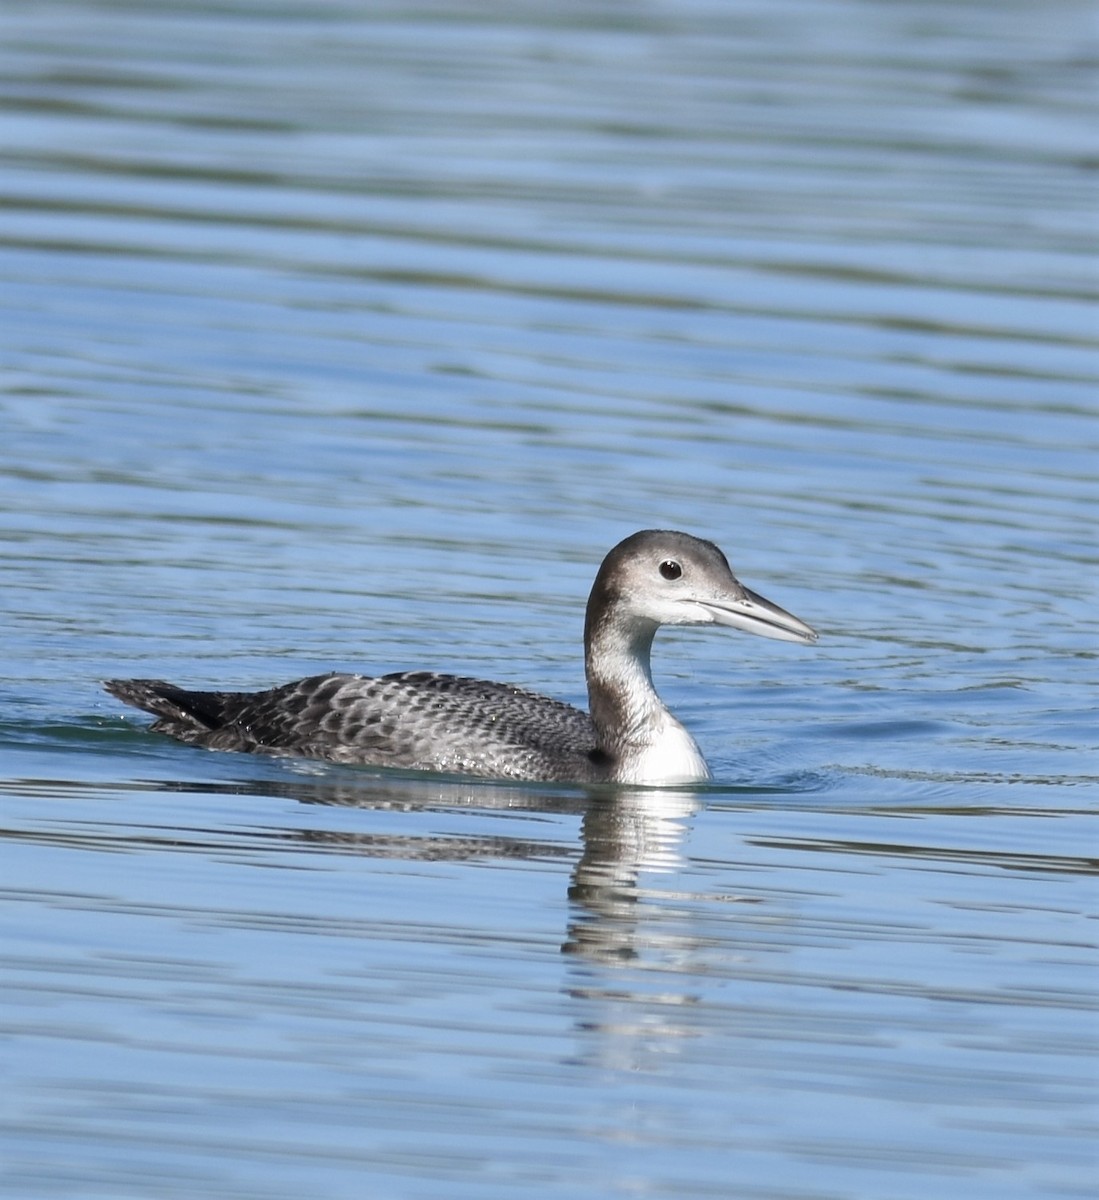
left=105, top=530, right=817, bottom=786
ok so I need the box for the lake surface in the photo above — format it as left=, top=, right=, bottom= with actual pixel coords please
left=1, top=1, right=1096, bottom=1197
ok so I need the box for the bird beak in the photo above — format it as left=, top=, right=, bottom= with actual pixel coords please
left=697, top=585, right=818, bottom=644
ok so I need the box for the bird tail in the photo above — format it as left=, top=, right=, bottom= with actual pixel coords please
left=105, top=679, right=226, bottom=731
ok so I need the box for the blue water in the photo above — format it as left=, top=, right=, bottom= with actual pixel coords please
left=1, top=1, right=1096, bottom=1198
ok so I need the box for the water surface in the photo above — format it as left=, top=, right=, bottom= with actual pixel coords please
left=1, top=1, right=1096, bottom=1198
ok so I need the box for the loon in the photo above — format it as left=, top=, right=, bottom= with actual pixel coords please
left=105, top=530, right=817, bottom=786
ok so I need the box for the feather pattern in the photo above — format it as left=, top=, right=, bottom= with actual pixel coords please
left=106, top=671, right=603, bottom=781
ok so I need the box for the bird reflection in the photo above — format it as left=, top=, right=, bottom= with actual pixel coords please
left=291, top=774, right=699, bottom=967
left=99, top=769, right=698, bottom=967
left=284, top=775, right=699, bottom=968
left=564, top=788, right=697, bottom=963
left=65, top=767, right=705, bottom=1075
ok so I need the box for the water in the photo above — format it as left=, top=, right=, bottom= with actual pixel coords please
left=1, top=1, right=1097, bottom=1197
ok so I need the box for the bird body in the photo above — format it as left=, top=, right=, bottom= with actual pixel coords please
left=106, top=531, right=817, bottom=785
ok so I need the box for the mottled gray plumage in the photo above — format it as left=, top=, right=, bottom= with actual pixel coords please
left=105, top=671, right=601, bottom=781
left=105, top=530, right=817, bottom=785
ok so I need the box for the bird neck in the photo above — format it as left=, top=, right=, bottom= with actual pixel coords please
left=584, top=611, right=665, bottom=749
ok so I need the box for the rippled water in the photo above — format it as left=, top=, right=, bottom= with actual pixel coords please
left=2, top=1, right=1096, bottom=1198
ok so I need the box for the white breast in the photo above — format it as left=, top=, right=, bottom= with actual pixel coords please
left=613, top=716, right=712, bottom=786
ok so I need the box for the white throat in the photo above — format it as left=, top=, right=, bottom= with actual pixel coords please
left=586, top=620, right=712, bottom=785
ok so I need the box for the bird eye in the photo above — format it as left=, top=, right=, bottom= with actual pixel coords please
left=659, top=560, right=682, bottom=580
